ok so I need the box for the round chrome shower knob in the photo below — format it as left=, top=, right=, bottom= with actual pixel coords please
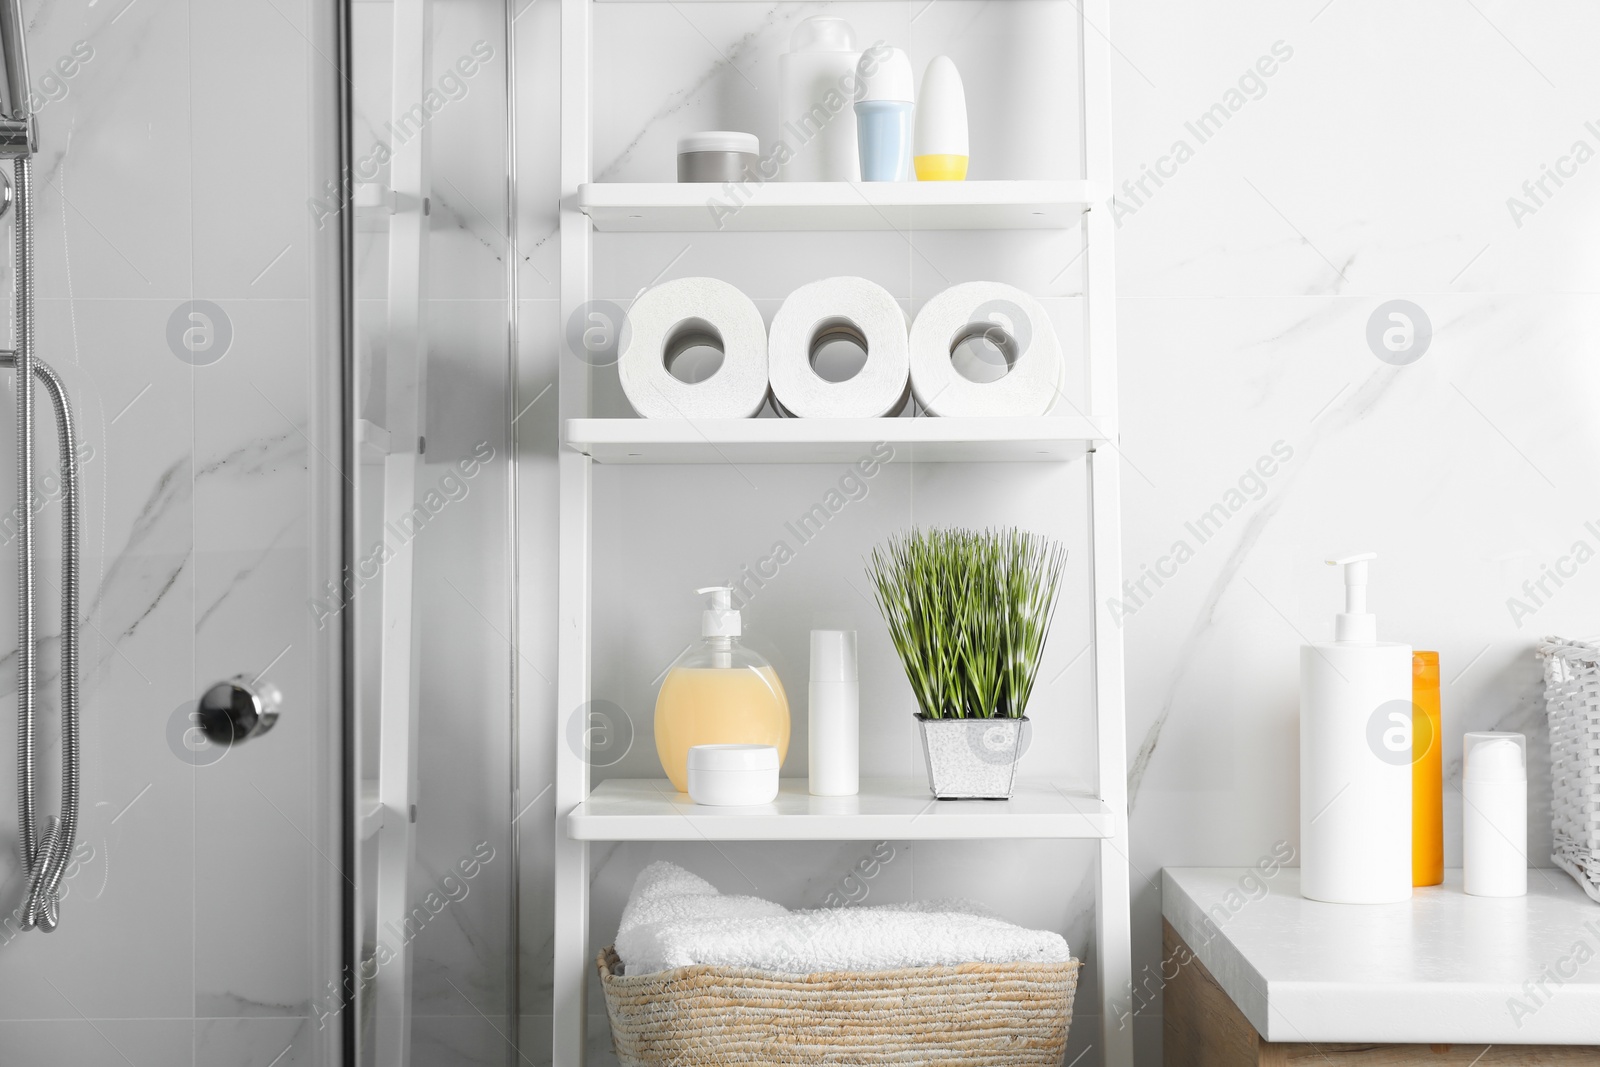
left=197, top=676, right=282, bottom=745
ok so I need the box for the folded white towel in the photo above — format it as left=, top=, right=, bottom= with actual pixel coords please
left=615, top=861, right=1070, bottom=975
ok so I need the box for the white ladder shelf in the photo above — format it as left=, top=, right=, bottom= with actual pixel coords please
left=553, top=3, right=1132, bottom=1066
left=353, top=1, right=431, bottom=1063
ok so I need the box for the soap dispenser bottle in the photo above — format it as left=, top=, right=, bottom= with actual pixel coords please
left=1300, top=553, right=1413, bottom=904
left=654, top=586, right=791, bottom=793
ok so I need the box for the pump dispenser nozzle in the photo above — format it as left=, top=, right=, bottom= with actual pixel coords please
left=1325, top=553, right=1378, bottom=643
left=695, top=585, right=741, bottom=638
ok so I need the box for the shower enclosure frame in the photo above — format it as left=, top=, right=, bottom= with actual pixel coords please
left=336, top=1, right=362, bottom=1065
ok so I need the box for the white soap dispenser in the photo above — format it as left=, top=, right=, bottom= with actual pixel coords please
left=1300, top=553, right=1413, bottom=904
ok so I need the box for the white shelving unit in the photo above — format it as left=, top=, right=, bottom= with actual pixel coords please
left=555, top=3, right=1131, bottom=1066
left=353, top=2, right=431, bottom=1064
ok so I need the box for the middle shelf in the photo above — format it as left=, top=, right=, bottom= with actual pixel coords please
left=565, top=415, right=1111, bottom=464
left=568, top=777, right=1115, bottom=841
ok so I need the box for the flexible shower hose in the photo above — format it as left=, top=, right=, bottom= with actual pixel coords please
left=11, top=156, right=81, bottom=932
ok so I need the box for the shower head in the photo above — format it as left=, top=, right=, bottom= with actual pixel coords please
left=0, top=0, right=36, bottom=156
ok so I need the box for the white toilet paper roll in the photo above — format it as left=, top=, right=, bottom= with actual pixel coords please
left=768, top=277, right=910, bottom=419
left=908, top=282, right=1062, bottom=417
left=618, top=277, right=770, bottom=419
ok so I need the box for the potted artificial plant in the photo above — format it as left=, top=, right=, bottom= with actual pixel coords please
left=867, top=527, right=1067, bottom=799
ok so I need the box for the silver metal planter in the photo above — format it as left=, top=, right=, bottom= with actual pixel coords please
left=917, top=715, right=1029, bottom=799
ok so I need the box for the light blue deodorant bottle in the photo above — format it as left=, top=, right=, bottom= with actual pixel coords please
left=854, top=47, right=914, bottom=181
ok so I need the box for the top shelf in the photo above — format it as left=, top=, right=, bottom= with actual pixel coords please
left=576, top=180, right=1098, bottom=232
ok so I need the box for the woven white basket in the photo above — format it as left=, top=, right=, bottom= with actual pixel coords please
left=597, top=946, right=1077, bottom=1066
left=1540, top=638, right=1600, bottom=904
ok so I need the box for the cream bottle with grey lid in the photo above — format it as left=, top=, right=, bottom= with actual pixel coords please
left=678, top=132, right=759, bottom=183
left=809, top=630, right=859, bottom=796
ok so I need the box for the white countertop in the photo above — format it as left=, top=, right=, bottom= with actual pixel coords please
left=1162, top=867, right=1600, bottom=1045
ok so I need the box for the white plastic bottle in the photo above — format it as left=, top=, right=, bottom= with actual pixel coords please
left=914, top=56, right=968, bottom=181
left=1300, top=553, right=1413, bottom=904
left=779, top=17, right=859, bottom=182
left=1463, top=732, right=1527, bottom=897
left=808, top=630, right=859, bottom=796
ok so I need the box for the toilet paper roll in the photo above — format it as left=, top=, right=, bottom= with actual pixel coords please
left=618, top=277, right=770, bottom=419
left=768, top=277, right=910, bottom=419
left=908, top=282, right=1062, bottom=417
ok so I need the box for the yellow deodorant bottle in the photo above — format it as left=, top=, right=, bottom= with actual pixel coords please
left=913, top=56, right=968, bottom=181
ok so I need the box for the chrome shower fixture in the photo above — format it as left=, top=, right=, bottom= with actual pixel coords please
left=3, top=0, right=81, bottom=933
left=0, top=0, right=34, bottom=156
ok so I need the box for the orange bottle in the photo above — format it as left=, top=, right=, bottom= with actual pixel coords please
left=1412, top=651, right=1443, bottom=886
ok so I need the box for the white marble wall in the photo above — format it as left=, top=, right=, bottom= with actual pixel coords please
left=498, top=1, right=1600, bottom=1065
left=0, top=0, right=345, bottom=1065
left=1113, top=1, right=1599, bottom=1057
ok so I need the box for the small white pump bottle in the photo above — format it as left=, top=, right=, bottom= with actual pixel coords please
left=1300, top=553, right=1413, bottom=904
left=1462, top=732, right=1527, bottom=897
left=808, top=630, right=859, bottom=797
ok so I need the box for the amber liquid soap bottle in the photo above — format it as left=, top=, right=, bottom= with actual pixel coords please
left=654, top=586, right=790, bottom=793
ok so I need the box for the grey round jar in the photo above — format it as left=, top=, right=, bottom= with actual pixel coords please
left=677, top=131, right=759, bottom=183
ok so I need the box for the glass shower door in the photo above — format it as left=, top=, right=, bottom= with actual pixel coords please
left=0, top=2, right=349, bottom=1065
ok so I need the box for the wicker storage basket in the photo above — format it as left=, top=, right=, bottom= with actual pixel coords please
left=597, top=946, right=1078, bottom=1066
left=1541, top=638, right=1600, bottom=904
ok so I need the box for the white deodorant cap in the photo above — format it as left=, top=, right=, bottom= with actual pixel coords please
left=857, top=47, right=914, bottom=103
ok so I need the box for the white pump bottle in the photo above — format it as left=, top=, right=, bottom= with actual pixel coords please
left=1300, top=553, right=1413, bottom=904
